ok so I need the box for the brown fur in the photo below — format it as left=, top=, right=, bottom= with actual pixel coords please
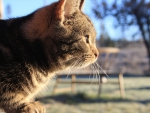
left=0, top=0, right=98, bottom=113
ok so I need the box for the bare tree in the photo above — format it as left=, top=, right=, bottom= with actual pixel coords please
left=93, top=0, right=150, bottom=71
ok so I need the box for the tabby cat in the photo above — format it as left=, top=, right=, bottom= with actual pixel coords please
left=0, top=0, right=98, bottom=113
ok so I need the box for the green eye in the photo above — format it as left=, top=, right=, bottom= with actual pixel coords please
left=85, top=35, right=89, bottom=43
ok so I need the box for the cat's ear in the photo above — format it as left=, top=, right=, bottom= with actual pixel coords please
left=79, top=0, right=85, bottom=10
left=55, top=0, right=85, bottom=20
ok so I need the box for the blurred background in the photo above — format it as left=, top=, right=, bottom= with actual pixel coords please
left=0, top=0, right=150, bottom=113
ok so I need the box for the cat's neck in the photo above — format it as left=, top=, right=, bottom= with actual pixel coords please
left=0, top=13, right=33, bottom=36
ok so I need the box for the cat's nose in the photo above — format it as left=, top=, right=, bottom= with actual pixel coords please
left=93, top=48, right=99, bottom=59
left=91, top=45, right=99, bottom=59
left=94, top=52, right=98, bottom=58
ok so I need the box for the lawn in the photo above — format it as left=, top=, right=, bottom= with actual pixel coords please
left=37, top=76, right=150, bottom=113
left=0, top=77, right=150, bottom=113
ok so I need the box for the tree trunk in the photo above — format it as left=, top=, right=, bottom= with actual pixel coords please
left=136, top=15, right=150, bottom=73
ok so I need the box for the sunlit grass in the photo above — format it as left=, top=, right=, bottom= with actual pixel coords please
left=37, top=77, right=150, bottom=113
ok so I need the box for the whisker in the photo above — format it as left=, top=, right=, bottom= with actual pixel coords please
left=89, top=63, right=101, bottom=92
left=90, top=64, right=95, bottom=85
left=90, top=63, right=98, bottom=86
left=93, top=63, right=100, bottom=86
left=66, top=57, right=84, bottom=78
left=89, top=65, right=94, bottom=81
left=95, top=62, right=109, bottom=77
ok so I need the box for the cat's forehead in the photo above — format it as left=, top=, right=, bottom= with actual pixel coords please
left=84, top=14, right=97, bottom=37
left=71, top=12, right=97, bottom=37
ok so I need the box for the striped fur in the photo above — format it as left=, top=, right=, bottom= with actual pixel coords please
left=0, top=0, right=98, bottom=113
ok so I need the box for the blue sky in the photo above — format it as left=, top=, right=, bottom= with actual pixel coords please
left=1, top=0, right=139, bottom=40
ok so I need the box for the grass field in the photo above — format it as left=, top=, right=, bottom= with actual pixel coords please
left=0, top=77, right=150, bottom=113
left=38, top=77, right=150, bottom=113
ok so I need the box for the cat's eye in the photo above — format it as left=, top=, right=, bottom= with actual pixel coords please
left=85, top=35, right=89, bottom=43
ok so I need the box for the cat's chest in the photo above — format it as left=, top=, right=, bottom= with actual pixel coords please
left=25, top=69, right=55, bottom=100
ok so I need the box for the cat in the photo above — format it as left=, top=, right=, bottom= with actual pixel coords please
left=0, top=0, right=99, bottom=113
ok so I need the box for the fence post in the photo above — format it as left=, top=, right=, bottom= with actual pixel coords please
left=118, top=73, right=125, bottom=99
left=98, top=75, right=103, bottom=97
left=71, top=74, right=76, bottom=94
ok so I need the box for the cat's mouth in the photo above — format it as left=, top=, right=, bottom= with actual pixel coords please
left=64, top=54, right=97, bottom=69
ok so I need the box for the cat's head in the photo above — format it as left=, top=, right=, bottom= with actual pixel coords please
left=22, top=0, right=99, bottom=70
